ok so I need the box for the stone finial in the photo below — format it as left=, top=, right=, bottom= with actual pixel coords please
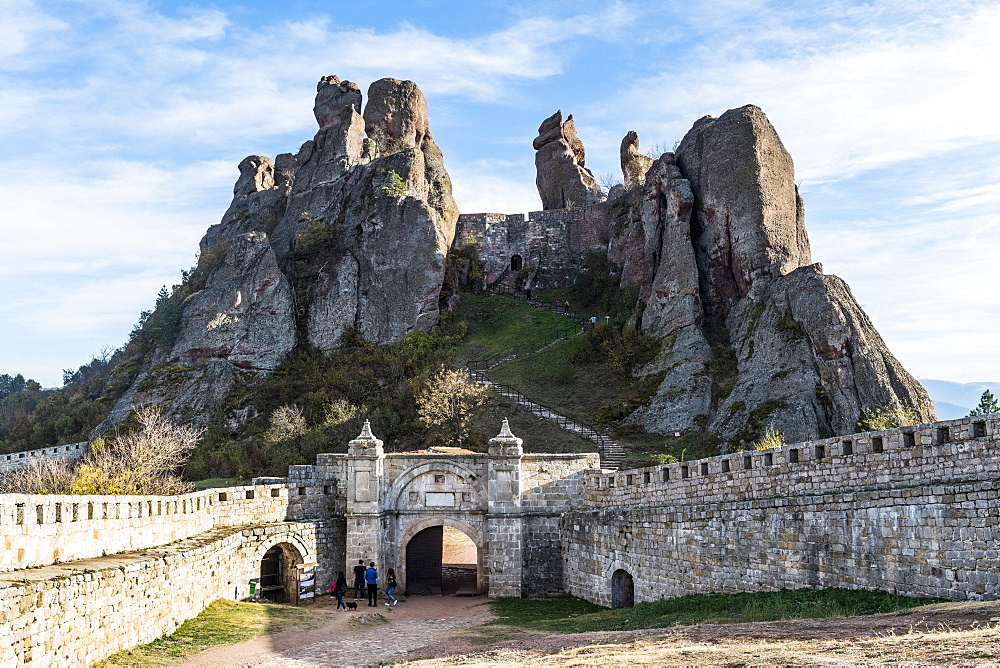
left=488, top=418, right=523, bottom=455
left=349, top=420, right=384, bottom=451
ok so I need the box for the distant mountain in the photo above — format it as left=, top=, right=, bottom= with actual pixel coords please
left=920, top=379, right=1000, bottom=420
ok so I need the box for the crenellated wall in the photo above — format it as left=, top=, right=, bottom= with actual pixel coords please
left=0, top=441, right=88, bottom=472
left=0, top=482, right=339, bottom=572
left=561, top=415, right=1000, bottom=606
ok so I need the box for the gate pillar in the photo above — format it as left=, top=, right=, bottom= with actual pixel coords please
left=345, top=421, right=385, bottom=568
left=486, top=419, right=524, bottom=596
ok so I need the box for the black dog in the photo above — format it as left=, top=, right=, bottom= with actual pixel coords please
left=346, top=601, right=358, bottom=611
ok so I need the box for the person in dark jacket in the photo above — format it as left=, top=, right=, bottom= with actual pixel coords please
left=353, top=559, right=366, bottom=600
left=331, top=571, right=348, bottom=611
left=365, top=561, right=379, bottom=606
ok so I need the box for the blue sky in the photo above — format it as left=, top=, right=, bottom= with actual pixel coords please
left=1, top=0, right=998, bottom=388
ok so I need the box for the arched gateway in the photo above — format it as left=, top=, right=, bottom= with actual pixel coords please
left=304, top=419, right=598, bottom=598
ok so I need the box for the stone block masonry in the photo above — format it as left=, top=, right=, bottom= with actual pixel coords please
left=0, top=481, right=339, bottom=572
left=0, top=520, right=339, bottom=668
left=561, top=414, right=1000, bottom=606
left=0, top=441, right=88, bottom=473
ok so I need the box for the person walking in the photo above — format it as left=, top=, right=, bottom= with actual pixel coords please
left=331, top=571, right=348, bottom=611
left=353, top=559, right=366, bottom=601
left=365, top=561, right=379, bottom=607
left=384, top=568, right=398, bottom=606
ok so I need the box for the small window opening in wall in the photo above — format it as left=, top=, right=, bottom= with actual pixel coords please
left=510, top=254, right=523, bottom=271
left=298, top=486, right=307, bottom=496
left=903, top=432, right=916, bottom=448
left=721, top=459, right=731, bottom=473
left=700, top=462, right=709, bottom=475
left=434, top=474, right=446, bottom=484
left=743, top=454, right=752, bottom=469
left=218, top=492, right=228, bottom=502
left=246, top=490, right=255, bottom=500
left=936, top=427, right=950, bottom=445
left=842, top=440, right=854, bottom=456
left=626, top=474, right=633, bottom=486
left=681, top=465, right=690, bottom=479
left=764, top=453, right=773, bottom=467
left=973, top=421, right=987, bottom=438
left=270, top=488, right=280, bottom=498
left=789, top=448, right=800, bottom=463
left=814, top=444, right=825, bottom=459
left=661, top=468, right=670, bottom=482
left=872, top=436, right=884, bottom=453
left=643, top=471, right=650, bottom=484
left=323, top=485, right=332, bottom=495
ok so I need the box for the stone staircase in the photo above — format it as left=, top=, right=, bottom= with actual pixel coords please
left=469, top=368, right=625, bottom=470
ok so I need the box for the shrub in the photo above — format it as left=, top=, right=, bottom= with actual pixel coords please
left=856, top=404, right=922, bottom=432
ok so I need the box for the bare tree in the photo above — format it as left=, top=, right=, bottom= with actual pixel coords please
left=0, top=457, right=75, bottom=494
left=71, top=405, right=204, bottom=495
left=417, top=367, right=490, bottom=446
left=0, top=406, right=203, bottom=495
left=599, top=171, right=623, bottom=191
left=264, top=405, right=307, bottom=443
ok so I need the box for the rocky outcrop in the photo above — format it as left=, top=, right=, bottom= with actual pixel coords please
left=615, top=107, right=933, bottom=446
left=620, top=131, right=654, bottom=189
left=533, top=111, right=604, bottom=210
left=674, top=105, right=812, bottom=319
left=97, top=75, right=458, bottom=432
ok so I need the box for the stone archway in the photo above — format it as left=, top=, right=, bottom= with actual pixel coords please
left=611, top=568, right=635, bottom=608
left=400, top=518, right=484, bottom=595
left=256, top=541, right=305, bottom=603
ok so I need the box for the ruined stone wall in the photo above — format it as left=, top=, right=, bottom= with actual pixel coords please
left=454, top=205, right=610, bottom=290
left=0, top=441, right=88, bottom=472
left=562, top=415, right=1000, bottom=605
left=0, top=520, right=337, bottom=668
left=0, top=482, right=340, bottom=572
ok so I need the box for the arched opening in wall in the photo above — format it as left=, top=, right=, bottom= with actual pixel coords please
left=259, top=542, right=303, bottom=603
left=510, top=254, right=523, bottom=271
left=406, top=525, right=479, bottom=596
left=611, top=569, right=635, bottom=609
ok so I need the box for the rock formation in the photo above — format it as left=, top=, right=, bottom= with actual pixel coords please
left=96, top=75, right=458, bottom=433
left=609, top=107, right=934, bottom=446
left=620, top=131, right=653, bottom=189
left=533, top=111, right=604, bottom=210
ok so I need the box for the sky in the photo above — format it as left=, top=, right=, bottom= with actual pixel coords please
left=1, top=0, right=998, bottom=388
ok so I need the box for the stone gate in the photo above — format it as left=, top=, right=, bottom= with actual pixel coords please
left=287, top=419, right=598, bottom=597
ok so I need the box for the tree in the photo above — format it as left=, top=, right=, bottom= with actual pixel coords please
left=969, top=390, right=1000, bottom=416
left=416, top=366, right=490, bottom=446
left=264, top=405, right=307, bottom=443
left=856, top=404, right=922, bottom=432
left=70, top=405, right=203, bottom=495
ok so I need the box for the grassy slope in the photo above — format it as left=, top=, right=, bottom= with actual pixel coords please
left=488, top=589, right=943, bottom=634
left=453, top=294, right=579, bottom=367
left=95, top=599, right=321, bottom=666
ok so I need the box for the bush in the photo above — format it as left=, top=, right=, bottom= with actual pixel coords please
left=856, top=404, right=922, bottom=432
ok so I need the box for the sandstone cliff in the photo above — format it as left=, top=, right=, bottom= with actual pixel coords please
left=606, top=106, right=934, bottom=446
left=95, top=75, right=458, bottom=434
left=533, top=111, right=605, bottom=210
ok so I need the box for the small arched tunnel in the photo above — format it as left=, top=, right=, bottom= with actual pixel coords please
left=405, top=525, right=480, bottom=596
left=611, top=568, right=635, bottom=609
left=510, top=254, right=523, bottom=271
left=258, top=542, right=304, bottom=603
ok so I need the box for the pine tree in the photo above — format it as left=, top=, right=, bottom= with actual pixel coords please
left=969, top=390, right=1000, bottom=416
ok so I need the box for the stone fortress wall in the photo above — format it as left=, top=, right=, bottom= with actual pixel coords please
left=0, top=441, right=88, bottom=473
left=454, top=205, right=609, bottom=290
left=562, top=414, right=1000, bottom=607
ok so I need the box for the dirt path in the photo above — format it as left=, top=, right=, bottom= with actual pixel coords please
left=405, top=600, right=1000, bottom=666
left=172, top=595, right=493, bottom=668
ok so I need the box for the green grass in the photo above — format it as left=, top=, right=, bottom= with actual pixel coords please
left=95, top=599, right=321, bottom=666
left=454, top=294, right=578, bottom=367
left=468, top=396, right=598, bottom=454
left=489, top=589, right=943, bottom=634
left=191, top=477, right=252, bottom=490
